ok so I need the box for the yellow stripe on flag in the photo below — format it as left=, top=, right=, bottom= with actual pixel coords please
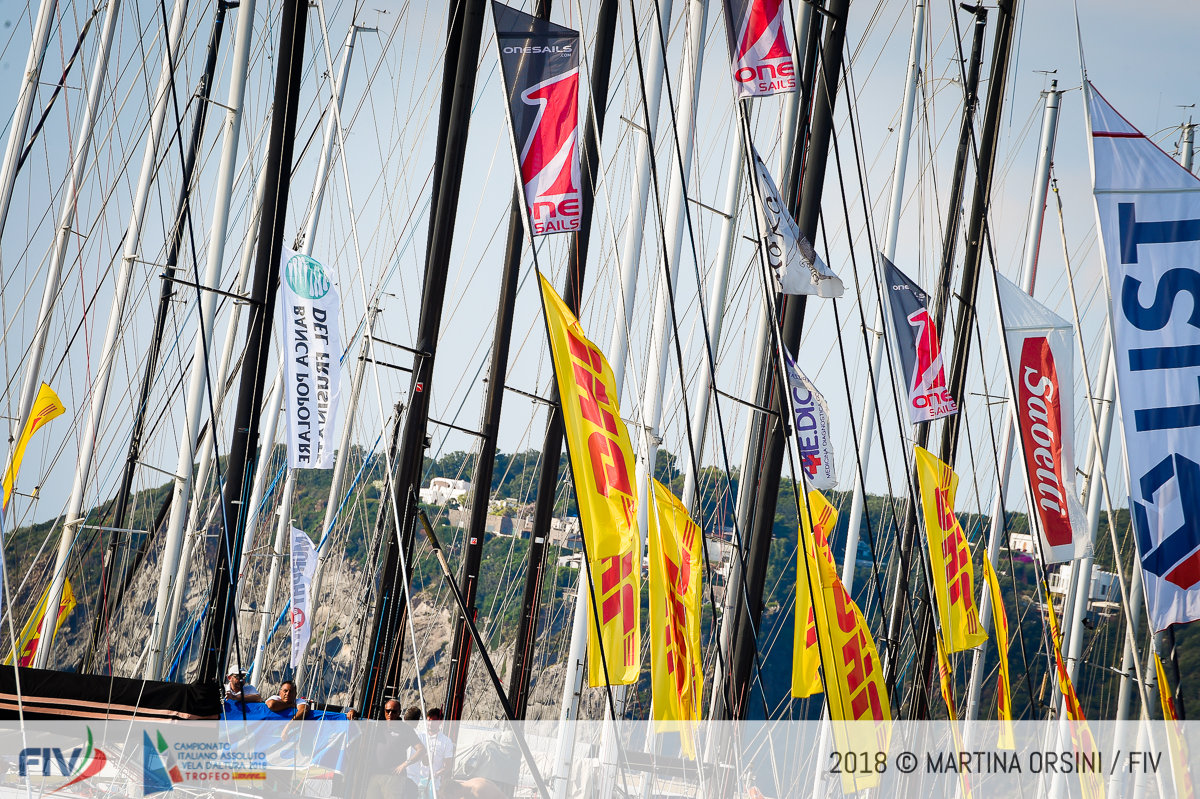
left=982, top=553, right=1014, bottom=749
left=2, top=383, right=65, bottom=510
left=647, top=479, right=703, bottom=757
left=538, top=273, right=639, bottom=686
left=1044, top=582, right=1104, bottom=799
left=1156, top=653, right=1195, bottom=799
left=914, top=446, right=987, bottom=652
left=6, top=578, right=75, bottom=666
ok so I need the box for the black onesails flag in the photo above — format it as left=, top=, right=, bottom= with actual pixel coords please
left=721, top=0, right=796, bottom=98
left=882, top=255, right=957, bottom=424
left=493, top=2, right=581, bottom=236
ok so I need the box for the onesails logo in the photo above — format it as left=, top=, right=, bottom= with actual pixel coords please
left=285, top=253, right=331, bottom=300
left=18, top=727, right=108, bottom=794
left=725, top=0, right=795, bottom=97
left=519, top=68, right=581, bottom=234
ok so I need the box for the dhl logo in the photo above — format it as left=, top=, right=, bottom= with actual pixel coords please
left=566, top=330, right=634, bottom=523
left=600, top=552, right=637, bottom=668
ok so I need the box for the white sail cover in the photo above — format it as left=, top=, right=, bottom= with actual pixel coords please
left=1087, top=82, right=1200, bottom=631
left=782, top=347, right=837, bottom=489
left=290, top=526, right=317, bottom=668
left=995, top=273, right=1089, bottom=563
left=750, top=147, right=844, bottom=297
left=278, top=248, right=342, bottom=469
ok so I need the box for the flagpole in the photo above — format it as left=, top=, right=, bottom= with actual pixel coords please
left=33, top=0, right=191, bottom=669
left=962, top=80, right=1062, bottom=720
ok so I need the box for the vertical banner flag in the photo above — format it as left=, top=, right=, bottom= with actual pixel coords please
left=289, top=526, right=317, bottom=668
left=750, top=147, right=844, bottom=297
left=1044, top=582, right=1104, bottom=799
left=883, top=255, right=958, bottom=423
left=793, top=490, right=890, bottom=792
left=995, top=273, right=1088, bottom=563
left=782, top=348, right=837, bottom=489
left=1087, top=82, right=1200, bottom=631
left=2, top=383, right=65, bottom=510
left=647, top=480, right=703, bottom=756
left=493, top=2, right=581, bottom=236
left=914, top=447, right=986, bottom=652
left=538, top=273, right=639, bottom=685
left=1155, top=653, right=1196, bottom=799
left=982, top=553, right=1014, bottom=748
left=5, top=578, right=75, bottom=666
left=279, top=248, right=341, bottom=470
left=721, top=0, right=796, bottom=98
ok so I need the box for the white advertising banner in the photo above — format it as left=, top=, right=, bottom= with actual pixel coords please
left=289, top=525, right=317, bottom=668
left=278, top=248, right=341, bottom=469
left=1088, top=82, right=1200, bottom=630
left=782, top=348, right=837, bottom=489
left=995, top=273, right=1089, bottom=564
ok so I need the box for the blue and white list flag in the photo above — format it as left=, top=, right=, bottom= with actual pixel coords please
left=1088, top=82, right=1200, bottom=631
left=750, top=146, right=844, bottom=298
left=278, top=248, right=342, bottom=469
left=290, top=526, right=317, bottom=668
left=782, top=348, right=837, bottom=489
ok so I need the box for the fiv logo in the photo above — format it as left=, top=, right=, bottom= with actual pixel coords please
left=1133, top=453, right=1200, bottom=590
left=19, top=726, right=107, bottom=794
left=285, top=253, right=331, bottom=300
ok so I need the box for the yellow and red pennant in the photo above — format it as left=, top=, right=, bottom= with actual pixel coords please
left=538, top=273, right=639, bottom=686
left=2, top=383, right=65, bottom=510
left=1156, top=653, right=1195, bottom=799
left=1044, top=582, right=1103, bottom=799
left=6, top=578, right=75, bottom=666
left=982, top=553, right=1014, bottom=749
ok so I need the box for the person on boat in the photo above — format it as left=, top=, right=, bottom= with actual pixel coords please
left=224, top=669, right=262, bottom=703
left=410, top=706, right=455, bottom=798
left=360, top=699, right=423, bottom=799
left=265, top=679, right=309, bottom=720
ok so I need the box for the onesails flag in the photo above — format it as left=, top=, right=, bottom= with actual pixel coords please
left=493, top=2, right=580, bottom=236
left=995, top=273, right=1088, bottom=563
left=882, top=255, right=957, bottom=423
left=1087, top=82, right=1200, bottom=631
left=721, top=0, right=796, bottom=98
left=750, top=147, right=843, bottom=297
left=279, top=248, right=341, bottom=469
left=782, top=347, right=837, bottom=489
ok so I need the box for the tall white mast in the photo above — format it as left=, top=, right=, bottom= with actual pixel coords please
left=962, top=81, right=1062, bottom=718
left=248, top=25, right=364, bottom=687
left=32, top=0, right=192, bottom=668
left=145, top=0, right=260, bottom=680
left=0, top=0, right=58, bottom=242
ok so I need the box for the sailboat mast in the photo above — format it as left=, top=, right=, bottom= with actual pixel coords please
left=724, top=0, right=851, bottom=720
left=963, top=81, right=1062, bottom=719
left=358, top=0, right=487, bottom=717
left=837, top=0, right=925, bottom=595
left=444, top=0, right=553, bottom=722
left=195, top=0, right=310, bottom=685
left=89, top=0, right=233, bottom=673
left=143, top=0, right=263, bottom=680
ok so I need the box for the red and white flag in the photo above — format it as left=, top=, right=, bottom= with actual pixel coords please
left=721, top=0, right=796, bottom=98
left=493, top=2, right=580, bottom=235
left=882, top=255, right=957, bottom=424
left=995, top=273, right=1087, bottom=563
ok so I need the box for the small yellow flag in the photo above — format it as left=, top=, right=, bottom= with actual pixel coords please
left=982, top=553, right=1014, bottom=749
left=6, top=578, right=75, bottom=666
left=2, top=383, right=65, bottom=509
left=1156, top=653, right=1195, bottom=799
left=1044, top=582, right=1104, bottom=799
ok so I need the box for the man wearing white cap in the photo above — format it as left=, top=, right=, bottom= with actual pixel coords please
left=225, top=669, right=262, bottom=703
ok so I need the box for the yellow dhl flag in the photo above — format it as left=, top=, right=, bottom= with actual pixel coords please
left=2, top=383, right=65, bottom=510
left=936, top=635, right=958, bottom=720
left=538, top=273, right=639, bottom=686
left=794, top=490, right=890, bottom=792
left=791, top=491, right=834, bottom=699
left=982, top=553, right=1014, bottom=749
left=1044, top=582, right=1104, bottom=799
left=1156, top=653, right=1195, bottom=799
left=647, top=479, right=703, bottom=757
left=6, top=578, right=75, bottom=666
left=914, top=446, right=987, bottom=652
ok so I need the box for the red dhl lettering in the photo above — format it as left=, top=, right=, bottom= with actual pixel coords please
left=941, top=528, right=971, bottom=604
left=566, top=330, right=633, bottom=499
left=600, top=552, right=636, bottom=666
left=841, top=626, right=885, bottom=720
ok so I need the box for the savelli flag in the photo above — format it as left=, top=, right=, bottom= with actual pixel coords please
left=647, top=480, right=702, bottom=756
left=1044, top=582, right=1104, bottom=799
left=794, top=490, right=890, bottom=792
left=1087, top=82, right=1200, bottom=631
left=1155, top=653, right=1196, bottom=799
left=493, top=2, right=580, bottom=236
left=721, top=0, right=796, bottom=98
left=290, top=526, right=317, bottom=668
left=6, top=578, right=74, bottom=666
left=982, top=553, right=1014, bottom=749
left=883, top=256, right=958, bottom=424
left=279, top=248, right=341, bottom=469
left=750, top=147, right=844, bottom=298
left=995, top=273, right=1088, bottom=563
left=782, top=348, right=837, bottom=489
left=3, top=383, right=65, bottom=510
left=538, top=273, right=639, bottom=685
left=913, top=447, right=986, bottom=652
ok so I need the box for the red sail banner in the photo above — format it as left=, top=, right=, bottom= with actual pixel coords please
left=493, top=2, right=581, bottom=235
left=721, top=0, right=796, bottom=98
left=882, top=255, right=957, bottom=424
left=995, top=273, right=1087, bottom=563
